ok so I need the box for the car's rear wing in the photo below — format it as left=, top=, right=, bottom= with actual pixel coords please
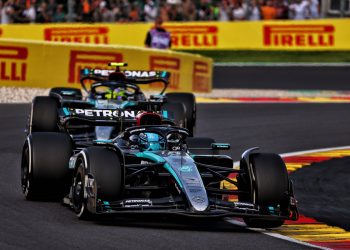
left=80, top=69, right=170, bottom=94
left=81, top=68, right=170, bottom=80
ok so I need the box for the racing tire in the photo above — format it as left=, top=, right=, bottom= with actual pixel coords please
left=49, top=87, right=82, bottom=100
left=72, top=147, right=123, bottom=219
left=166, top=93, right=196, bottom=136
left=161, top=103, right=186, bottom=128
left=186, top=137, right=218, bottom=155
left=72, top=164, right=92, bottom=220
left=30, top=96, right=58, bottom=132
left=241, top=153, right=289, bottom=228
left=21, top=132, right=73, bottom=200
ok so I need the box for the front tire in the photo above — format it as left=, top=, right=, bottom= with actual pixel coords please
left=21, top=132, right=73, bottom=200
left=72, top=147, right=123, bottom=219
left=30, top=96, right=58, bottom=133
left=240, top=153, right=289, bottom=228
left=72, top=163, right=92, bottom=219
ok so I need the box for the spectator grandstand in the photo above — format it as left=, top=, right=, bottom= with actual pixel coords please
left=0, top=0, right=322, bottom=24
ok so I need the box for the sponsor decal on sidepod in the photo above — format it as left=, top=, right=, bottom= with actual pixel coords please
left=74, top=109, right=136, bottom=118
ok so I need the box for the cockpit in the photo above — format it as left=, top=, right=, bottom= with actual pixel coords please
left=116, top=126, right=189, bottom=152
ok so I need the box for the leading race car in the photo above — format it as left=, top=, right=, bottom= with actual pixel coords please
left=21, top=110, right=298, bottom=228
left=46, top=62, right=196, bottom=136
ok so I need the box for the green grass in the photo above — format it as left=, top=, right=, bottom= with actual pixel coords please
left=180, top=50, right=350, bottom=63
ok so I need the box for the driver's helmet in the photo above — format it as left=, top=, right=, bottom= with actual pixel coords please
left=138, top=132, right=165, bottom=151
left=105, top=87, right=127, bottom=101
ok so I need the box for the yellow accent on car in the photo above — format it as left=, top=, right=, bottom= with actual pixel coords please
left=108, top=62, right=128, bottom=67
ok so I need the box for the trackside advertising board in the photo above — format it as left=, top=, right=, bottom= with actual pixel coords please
left=0, top=39, right=212, bottom=92
left=0, top=19, right=349, bottom=50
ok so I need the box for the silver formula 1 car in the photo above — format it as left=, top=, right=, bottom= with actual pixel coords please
left=21, top=110, right=298, bottom=228
left=44, top=63, right=196, bottom=137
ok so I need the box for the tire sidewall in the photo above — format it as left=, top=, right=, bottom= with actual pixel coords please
left=161, top=102, right=186, bottom=128
left=165, top=93, right=196, bottom=135
left=72, top=162, right=88, bottom=218
left=239, top=153, right=289, bottom=228
left=21, top=138, right=35, bottom=200
left=31, top=96, right=58, bottom=133
left=21, top=133, right=73, bottom=200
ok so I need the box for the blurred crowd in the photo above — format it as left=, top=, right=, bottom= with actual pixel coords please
left=1, top=0, right=320, bottom=24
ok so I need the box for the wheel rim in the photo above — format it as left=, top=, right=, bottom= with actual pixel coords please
left=73, top=173, right=84, bottom=214
left=21, top=147, right=30, bottom=195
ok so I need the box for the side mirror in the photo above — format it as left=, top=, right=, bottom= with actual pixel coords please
left=211, top=143, right=230, bottom=150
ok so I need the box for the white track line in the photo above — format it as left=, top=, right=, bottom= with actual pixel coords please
left=279, top=145, right=350, bottom=157
left=225, top=218, right=330, bottom=250
left=227, top=145, right=350, bottom=250
left=232, top=145, right=350, bottom=167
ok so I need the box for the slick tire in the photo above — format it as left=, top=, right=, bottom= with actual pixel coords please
left=72, top=147, right=123, bottom=219
left=161, top=102, right=186, bottom=128
left=241, top=153, right=289, bottom=228
left=30, top=96, right=58, bottom=132
left=21, top=132, right=73, bottom=200
left=166, top=93, right=196, bottom=136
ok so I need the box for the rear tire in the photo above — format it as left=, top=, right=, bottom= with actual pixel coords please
left=30, top=96, right=58, bottom=132
left=72, top=147, right=123, bottom=219
left=166, top=93, right=196, bottom=136
left=240, top=153, right=289, bottom=228
left=161, top=103, right=186, bottom=128
left=21, top=132, right=73, bottom=200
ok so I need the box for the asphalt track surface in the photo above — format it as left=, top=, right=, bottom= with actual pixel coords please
left=292, top=157, right=350, bottom=231
left=1, top=103, right=350, bottom=249
left=214, top=66, right=350, bottom=90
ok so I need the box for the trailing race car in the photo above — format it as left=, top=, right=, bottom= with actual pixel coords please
left=44, top=62, right=196, bottom=136
left=21, top=111, right=298, bottom=228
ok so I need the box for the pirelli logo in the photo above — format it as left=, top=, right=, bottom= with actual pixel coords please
left=68, top=51, right=123, bottom=84
left=0, top=46, right=28, bottom=81
left=44, top=27, right=109, bottom=44
left=165, top=26, right=218, bottom=48
left=192, top=61, right=210, bottom=92
left=263, top=25, right=335, bottom=47
left=149, top=56, right=180, bottom=90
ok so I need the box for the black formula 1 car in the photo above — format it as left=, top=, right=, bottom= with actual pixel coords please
left=21, top=110, right=298, bottom=228
left=44, top=62, right=196, bottom=136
